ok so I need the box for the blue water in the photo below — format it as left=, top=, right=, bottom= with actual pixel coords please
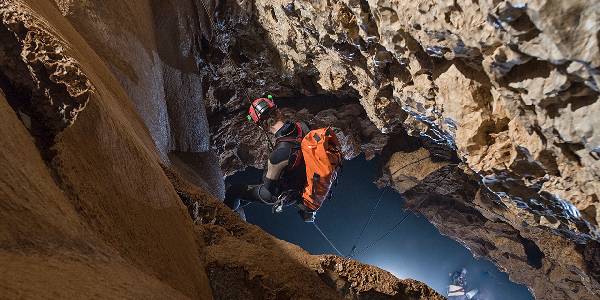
left=226, top=156, right=534, bottom=299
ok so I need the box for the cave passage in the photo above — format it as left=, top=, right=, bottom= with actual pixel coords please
left=226, top=155, right=534, bottom=299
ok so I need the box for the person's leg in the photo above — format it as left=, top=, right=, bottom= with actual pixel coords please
left=224, top=184, right=249, bottom=210
left=224, top=184, right=275, bottom=210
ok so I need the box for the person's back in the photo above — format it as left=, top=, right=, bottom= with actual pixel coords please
left=268, top=120, right=310, bottom=194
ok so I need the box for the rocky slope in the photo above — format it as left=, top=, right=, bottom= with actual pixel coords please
left=198, top=0, right=600, bottom=299
left=167, top=167, right=443, bottom=299
left=0, top=0, right=441, bottom=299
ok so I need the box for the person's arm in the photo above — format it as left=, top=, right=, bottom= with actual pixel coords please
left=262, top=144, right=291, bottom=196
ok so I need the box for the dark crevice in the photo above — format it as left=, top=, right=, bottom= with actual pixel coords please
left=333, top=42, right=368, bottom=68
left=519, top=236, right=545, bottom=269
left=503, top=59, right=553, bottom=84
left=542, top=82, right=599, bottom=118
left=274, top=94, right=360, bottom=114
left=0, top=21, right=56, bottom=161
left=583, top=240, right=600, bottom=283
left=555, top=141, right=584, bottom=166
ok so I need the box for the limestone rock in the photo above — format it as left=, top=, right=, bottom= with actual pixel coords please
left=0, top=1, right=441, bottom=299
left=200, top=0, right=600, bottom=298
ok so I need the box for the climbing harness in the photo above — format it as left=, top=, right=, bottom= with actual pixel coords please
left=236, top=187, right=296, bottom=213
left=312, top=222, right=344, bottom=257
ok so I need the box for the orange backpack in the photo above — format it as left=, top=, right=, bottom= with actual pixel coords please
left=300, top=127, right=343, bottom=211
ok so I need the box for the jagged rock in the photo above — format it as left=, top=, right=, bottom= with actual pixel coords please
left=384, top=147, right=600, bottom=300
left=0, top=1, right=441, bottom=299
left=0, top=1, right=93, bottom=137
left=0, top=1, right=213, bottom=298
left=199, top=1, right=600, bottom=299
left=3, top=0, right=600, bottom=299
left=225, top=0, right=600, bottom=227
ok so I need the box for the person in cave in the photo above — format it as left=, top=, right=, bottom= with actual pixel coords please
left=224, top=96, right=317, bottom=222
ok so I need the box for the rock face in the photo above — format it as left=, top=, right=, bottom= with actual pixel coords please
left=380, top=134, right=600, bottom=300
left=0, top=1, right=213, bottom=298
left=197, top=0, right=600, bottom=299
left=2, top=0, right=599, bottom=299
left=0, top=1, right=441, bottom=299
left=54, top=0, right=225, bottom=198
left=212, top=0, right=600, bottom=227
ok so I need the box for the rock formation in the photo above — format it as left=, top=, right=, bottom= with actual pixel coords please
left=2, top=0, right=599, bottom=299
left=0, top=0, right=441, bottom=299
left=198, top=0, right=600, bottom=299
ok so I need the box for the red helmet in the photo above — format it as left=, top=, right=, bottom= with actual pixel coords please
left=247, top=96, right=276, bottom=124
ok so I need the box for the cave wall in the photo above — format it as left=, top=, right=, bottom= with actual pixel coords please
left=167, top=167, right=444, bottom=300
left=0, top=1, right=213, bottom=298
left=200, top=0, right=600, bottom=299
left=0, top=1, right=443, bottom=299
left=243, top=0, right=600, bottom=227
left=383, top=144, right=600, bottom=300
left=53, top=0, right=225, bottom=198
left=1, top=0, right=598, bottom=298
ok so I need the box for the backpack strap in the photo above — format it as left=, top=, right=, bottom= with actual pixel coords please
left=275, top=122, right=304, bottom=144
left=275, top=122, right=305, bottom=171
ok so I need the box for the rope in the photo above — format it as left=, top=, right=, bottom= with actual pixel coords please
left=238, top=201, right=253, bottom=210
left=347, top=188, right=386, bottom=257
left=350, top=163, right=461, bottom=258
left=346, top=157, right=434, bottom=258
left=260, top=126, right=275, bottom=152
left=350, top=210, right=412, bottom=258
left=350, top=197, right=428, bottom=258
left=313, top=222, right=344, bottom=257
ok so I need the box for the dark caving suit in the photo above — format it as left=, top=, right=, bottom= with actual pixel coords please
left=224, top=121, right=316, bottom=221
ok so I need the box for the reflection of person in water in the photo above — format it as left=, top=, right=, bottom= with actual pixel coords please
left=448, top=268, right=480, bottom=300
